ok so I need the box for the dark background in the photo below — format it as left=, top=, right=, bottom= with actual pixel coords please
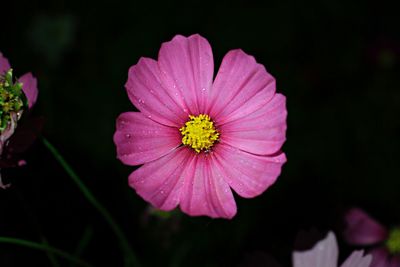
left=1, top=1, right=399, bottom=266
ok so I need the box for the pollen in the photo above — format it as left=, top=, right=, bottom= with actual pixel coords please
left=179, top=114, right=219, bottom=153
left=386, top=228, right=400, bottom=255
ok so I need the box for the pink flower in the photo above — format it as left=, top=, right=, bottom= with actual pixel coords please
left=0, top=52, right=40, bottom=188
left=344, top=208, right=400, bottom=267
left=114, top=34, right=287, bottom=219
left=293, top=232, right=372, bottom=267
left=0, top=52, right=38, bottom=108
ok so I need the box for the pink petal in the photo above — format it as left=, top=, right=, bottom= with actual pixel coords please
left=341, top=250, right=372, bottom=267
left=179, top=152, right=237, bottom=219
left=113, top=112, right=181, bottom=165
left=368, top=249, right=400, bottom=267
left=388, top=256, right=400, bottom=267
left=369, top=248, right=390, bottom=267
left=0, top=52, right=11, bottom=74
left=212, top=143, right=286, bottom=198
left=5, top=116, right=44, bottom=155
left=208, top=49, right=276, bottom=124
left=129, top=147, right=191, bottom=211
left=19, top=72, right=38, bottom=109
left=293, top=232, right=338, bottom=267
left=126, top=57, right=188, bottom=127
left=344, top=208, right=388, bottom=245
left=158, top=34, right=214, bottom=115
left=219, top=93, right=287, bottom=155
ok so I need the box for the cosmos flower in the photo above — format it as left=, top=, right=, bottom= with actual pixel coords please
left=114, top=34, right=287, bottom=219
left=0, top=52, right=40, bottom=188
left=293, top=231, right=372, bottom=267
left=344, top=208, right=400, bottom=267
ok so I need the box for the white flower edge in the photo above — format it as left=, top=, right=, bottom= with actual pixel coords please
left=292, top=231, right=372, bottom=267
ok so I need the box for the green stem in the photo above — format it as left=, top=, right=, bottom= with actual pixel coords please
left=0, top=236, right=92, bottom=267
left=42, top=137, right=140, bottom=267
left=70, top=226, right=94, bottom=267
left=41, top=237, right=62, bottom=267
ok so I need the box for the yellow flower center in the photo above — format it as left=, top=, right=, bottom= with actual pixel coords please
left=386, top=228, right=400, bottom=254
left=179, top=114, right=219, bottom=153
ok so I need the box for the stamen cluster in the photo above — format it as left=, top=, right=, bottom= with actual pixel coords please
left=0, top=69, right=26, bottom=132
left=179, top=114, right=219, bottom=153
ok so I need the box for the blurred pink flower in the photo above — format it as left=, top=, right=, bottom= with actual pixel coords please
left=0, top=52, right=40, bottom=188
left=293, top=231, right=372, bottom=267
left=114, top=34, right=287, bottom=219
left=344, top=208, right=400, bottom=267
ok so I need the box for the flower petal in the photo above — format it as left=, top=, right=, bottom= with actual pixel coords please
left=19, top=72, right=38, bottom=109
left=129, top=147, right=191, bottom=211
left=126, top=57, right=188, bottom=127
left=5, top=116, right=44, bottom=155
left=292, top=232, right=339, bottom=267
left=114, top=112, right=181, bottom=165
left=158, top=34, right=214, bottom=115
left=344, top=208, right=388, bottom=245
left=208, top=49, right=276, bottom=124
left=130, top=147, right=236, bottom=218
left=0, top=52, right=11, bottom=74
left=219, top=93, right=287, bottom=155
left=341, top=250, right=372, bottom=267
left=179, top=152, right=237, bottom=219
left=368, top=248, right=400, bottom=267
left=212, top=144, right=286, bottom=198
